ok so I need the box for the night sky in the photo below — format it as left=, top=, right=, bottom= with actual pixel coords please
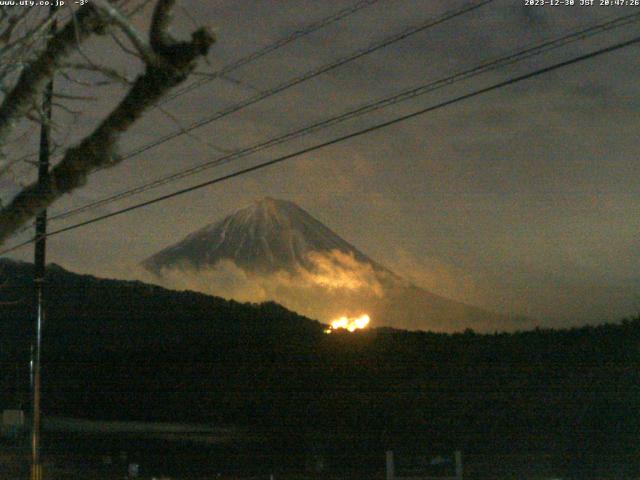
left=3, top=0, right=640, bottom=327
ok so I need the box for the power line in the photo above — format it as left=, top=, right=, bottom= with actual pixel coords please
left=44, top=11, right=640, bottom=223
left=4, top=0, right=382, bottom=170
left=40, top=0, right=495, bottom=222
left=157, top=0, right=383, bottom=107
left=10, top=0, right=495, bottom=238
left=95, top=0, right=494, bottom=167
left=2, top=33, right=638, bottom=257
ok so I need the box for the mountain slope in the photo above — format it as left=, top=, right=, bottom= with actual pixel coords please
left=143, top=198, right=529, bottom=332
left=143, top=197, right=383, bottom=275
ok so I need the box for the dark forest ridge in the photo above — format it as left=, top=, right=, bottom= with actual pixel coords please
left=1, top=259, right=639, bottom=478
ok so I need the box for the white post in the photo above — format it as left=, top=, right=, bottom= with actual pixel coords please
left=454, top=450, right=463, bottom=480
left=385, top=450, right=394, bottom=480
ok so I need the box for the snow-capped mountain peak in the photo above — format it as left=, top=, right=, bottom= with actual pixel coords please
left=143, top=197, right=379, bottom=274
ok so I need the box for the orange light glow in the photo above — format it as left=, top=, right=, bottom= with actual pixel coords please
left=324, top=314, right=370, bottom=334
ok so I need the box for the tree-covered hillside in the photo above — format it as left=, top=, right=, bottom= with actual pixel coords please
left=1, top=259, right=639, bottom=478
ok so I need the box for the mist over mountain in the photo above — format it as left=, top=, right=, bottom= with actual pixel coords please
left=143, top=198, right=529, bottom=332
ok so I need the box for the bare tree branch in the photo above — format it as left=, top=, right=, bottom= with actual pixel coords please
left=59, top=61, right=133, bottom=85
left=0, top=0, right=215, bottom=245
left=0, top=5, right=108, bottom=157
left=150, top=0, right=176, bottom=54
left=93, top=0, right=156, bottom=64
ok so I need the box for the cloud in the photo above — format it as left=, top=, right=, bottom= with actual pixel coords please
left=388, top=249, right=481, bottom=305
left=137, top=259, right=270, bottom=304
left=297, top=249, right=385, bottom=296
left=136, top=250, right=386, bottom=323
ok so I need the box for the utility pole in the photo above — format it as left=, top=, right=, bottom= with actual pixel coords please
left=31, top=5, right=57, bottom=480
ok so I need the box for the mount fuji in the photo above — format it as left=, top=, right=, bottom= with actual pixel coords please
left=143, top=197, right=384, bottom=276
left=143, top=197, right=528, bottom=332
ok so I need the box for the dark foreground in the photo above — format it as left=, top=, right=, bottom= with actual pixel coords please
left=2, top=262, right=640, bottom=478
left=2, top=430, right=640, bottom=480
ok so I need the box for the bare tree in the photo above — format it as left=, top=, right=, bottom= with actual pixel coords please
left=0, top=0, right=215, bottom=245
